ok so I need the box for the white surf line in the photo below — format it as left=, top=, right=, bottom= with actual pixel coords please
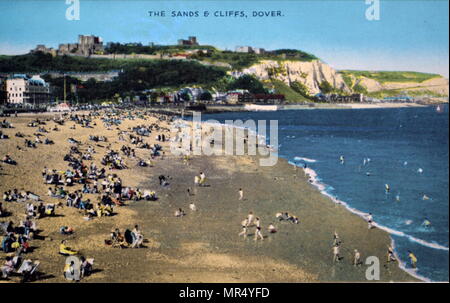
left=293, top=156, right=317, bottom=163
left=302, top=166, right=449, bottom=252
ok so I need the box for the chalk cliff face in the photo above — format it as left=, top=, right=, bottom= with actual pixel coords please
left=233, top=60, right=351, bottom=95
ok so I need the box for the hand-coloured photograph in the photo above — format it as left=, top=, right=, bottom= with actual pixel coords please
left=0, top=0, right=448, bottom=287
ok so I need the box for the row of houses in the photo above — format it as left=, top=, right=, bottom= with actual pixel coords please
left=126, top=87, right=285, bottom=105
left=315, top=93, right=365, bottom=103
left=0, top=74, right=51, bottom=106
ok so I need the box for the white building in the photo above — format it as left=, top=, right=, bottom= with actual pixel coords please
left=235, top=46, right=253, bottom=53
left=235, top=46, right=265, bottom=54
left=6, top=74, right=50, bottom=105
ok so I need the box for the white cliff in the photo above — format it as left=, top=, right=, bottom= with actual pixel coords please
left=232, top=59, right=351, bottom=95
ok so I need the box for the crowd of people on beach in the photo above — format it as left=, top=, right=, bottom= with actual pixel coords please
left=0, top=109, right=174, bottom=282
left=0, top=108, right=424, bottom=283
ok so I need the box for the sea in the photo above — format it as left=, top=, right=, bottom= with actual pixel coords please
left=202, top=105, right=449, bottom=282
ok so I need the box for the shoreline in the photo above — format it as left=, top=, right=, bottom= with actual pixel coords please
left=0, top=110, right=420, bottom=282
left=190, top=116, right=429, bottom=282
left=197, top=110, right=449, bottom=282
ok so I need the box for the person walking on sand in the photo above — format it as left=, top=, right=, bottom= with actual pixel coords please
left=387, top=246, right=397, bottom=263
left=353, top=249, right=361, bottom=266
left=238, top=188, right=244, bottom=201
left=189, top=202, right=197, bottom=211
left=254, top=217, right=264, bottom=241
left=199, top=172, right=206, bottom=186
left=247, top=211, right=255, bottom=226
left=333, top=244, right=340, bottom=263
left=408, top=250, right=417, bottom=269
left=239, top=218, right=248, bottom=238
left=333, top=230, right=341, bottom=246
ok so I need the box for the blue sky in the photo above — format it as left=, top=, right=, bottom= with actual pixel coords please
left=0, top=0, right=448, bottom=76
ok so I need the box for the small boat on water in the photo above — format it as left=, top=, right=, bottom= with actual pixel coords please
left=436, top=104, right=444, bottom=113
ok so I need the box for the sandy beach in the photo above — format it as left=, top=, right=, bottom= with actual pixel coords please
left=0, top=109, right=418, bottom=282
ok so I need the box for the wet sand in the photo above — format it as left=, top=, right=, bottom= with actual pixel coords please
left=0, top=111, right=418, bottom=282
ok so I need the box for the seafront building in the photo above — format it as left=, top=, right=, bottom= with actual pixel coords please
left=5, top=74, right=51, bottom=105
left=0, top=76, right=7, bottom=105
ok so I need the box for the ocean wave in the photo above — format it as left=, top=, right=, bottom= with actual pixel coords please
left=302, top=166, right=449, bottom=251
left=390, top=239, right=432, bottom=282
left=294, top=156, right=317, bottom=163
left=296, top=164, right=449, bottom=282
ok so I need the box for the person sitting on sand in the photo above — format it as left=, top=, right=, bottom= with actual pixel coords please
left=1, top=256, right=15, bottom=279
left=267, top=223, right=277, bottom=233
left=2, top=155, right=16, bottom=165
left=60, top=226, right=74, bottom=235
left=188, top=201, right=197, bottom=211
left=63, top=260, right=78, bottom=281
left=80, top=256, right=94, bottom=278
left=131, top=225, right=143, bottom=248
left=109, top=228, right=127, bottom=248
left=59, top=240, right=78, bottom=256
left=175, top=208, right=186, bottom=217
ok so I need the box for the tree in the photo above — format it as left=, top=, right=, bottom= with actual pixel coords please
left=319, top=80, right=334, bottom=94
left=290, top=81, right=310, bottom=98
left=199, top=91, right=212, bottom=101
left=227, top=75, right=267, bottom=94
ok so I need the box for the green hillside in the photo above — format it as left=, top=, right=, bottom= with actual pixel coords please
left=340, top=70, right=441, bottom=83
left=269, top=80, right=312, bottom=103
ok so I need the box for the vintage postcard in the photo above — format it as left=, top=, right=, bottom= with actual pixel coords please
left=0, top=0, right=448, bottom=290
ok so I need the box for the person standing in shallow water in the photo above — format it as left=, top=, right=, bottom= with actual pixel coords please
left=387, top=246, right=397, bottom=263
left=408, top=250, right=417, bottom=269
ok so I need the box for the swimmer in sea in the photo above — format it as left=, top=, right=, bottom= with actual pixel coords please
left=339, top=155, right=345, bottom=164
left=385, top=184, right=390, bottom=193
left=422, top=219, right=431, bottom=228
